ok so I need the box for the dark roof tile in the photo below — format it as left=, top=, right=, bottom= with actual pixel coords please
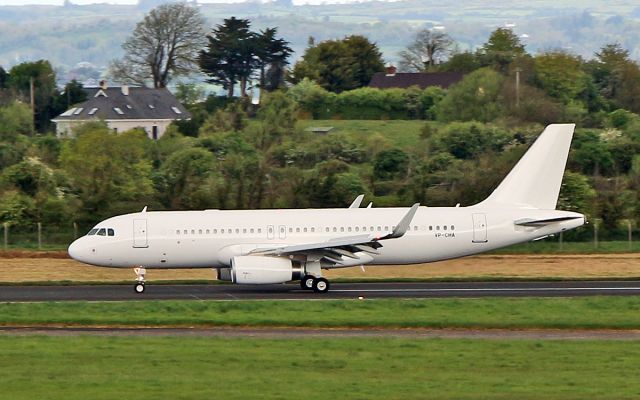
left=369, top=72, right=464, bottom=90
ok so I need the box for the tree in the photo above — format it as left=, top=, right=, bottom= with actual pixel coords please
left=110, top=3, right=206, bottom=88
left=0, top=66, right=7, bottom=89
left=8, top=60, right=56, bottom=132
left=254, top=27, right=292, bottom=93
left=439, top=51, right=480, bottom=73
left=478, top=28, right=526, bottom=72
left=533, top=51, right=587, bottom=104
left=60, top=124, right=154, bottom=220
left=200, top=17, right=256, bottom=97
left=0, top=102, right=33, bottom=140
left=398, top=29, right=453, bottom=72
left=158, top=147, right=216, bottom=209
left=290, top=35, right=384, bottom=93
left=436, top=68, right=505, bottom=122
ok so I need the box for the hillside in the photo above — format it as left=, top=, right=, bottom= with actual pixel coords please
left=1, top=0, right=640, bottom=80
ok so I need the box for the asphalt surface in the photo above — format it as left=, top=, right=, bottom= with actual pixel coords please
left=2, top=280, right=640, bottom=302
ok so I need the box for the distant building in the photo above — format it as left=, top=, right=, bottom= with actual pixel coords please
left=52, top=82, right=191, bottom=140
left=369, top=66, right=464, bottom=90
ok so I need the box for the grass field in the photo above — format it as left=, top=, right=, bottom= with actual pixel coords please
left=3, top=297, right=640, bottom=330
left=1, top=253, right=639, bottom=284
left=2, top=336, right=640, bottom=400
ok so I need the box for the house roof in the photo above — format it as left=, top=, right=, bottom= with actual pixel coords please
left=52, top=86, right=191, bottom=122
left=368, top=72, right=464, bottom=90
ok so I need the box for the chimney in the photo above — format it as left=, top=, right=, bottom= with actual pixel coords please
left=385, top=65, right=397, bottom=76
left=121, top=85, right=129, bottom=96
left=99, top=80, right=108, bottom=90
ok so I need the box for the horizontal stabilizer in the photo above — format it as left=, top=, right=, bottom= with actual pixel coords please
left=515, top=216, right=583, bottom=227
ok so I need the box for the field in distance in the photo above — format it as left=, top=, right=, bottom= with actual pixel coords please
left=0, top=253, right=638, bottom=283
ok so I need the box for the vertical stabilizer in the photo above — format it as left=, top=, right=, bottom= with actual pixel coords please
left=476, top=124, right=575, bottom=209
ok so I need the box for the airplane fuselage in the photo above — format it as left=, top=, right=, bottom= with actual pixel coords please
left=69, top=206, right=584, bottom=269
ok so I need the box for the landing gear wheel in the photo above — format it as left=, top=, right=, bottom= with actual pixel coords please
left=134, top=283, right=145, bottom=293
left=134, top=266, right=146, bottom=294
left=312, top=277, right=330, bottom=293
left=301, top=275, right=315, bottom=290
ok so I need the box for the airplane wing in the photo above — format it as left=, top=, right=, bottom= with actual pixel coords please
left=252, top=203, right=420, bottom=262
left=514, top=216, right=583, bottom=227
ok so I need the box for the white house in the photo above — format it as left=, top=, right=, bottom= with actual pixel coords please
left=52, top=83, right=191, bottom=140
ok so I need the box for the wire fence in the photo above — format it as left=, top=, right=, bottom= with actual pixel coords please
left=0, top=220, right=637, bottom=253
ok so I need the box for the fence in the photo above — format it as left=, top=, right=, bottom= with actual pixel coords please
left=0, top=220, right=638, bottom=253
left=0, top=222, right=82, bottom=251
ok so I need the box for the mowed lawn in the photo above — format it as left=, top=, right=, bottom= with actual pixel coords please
left=2, top=336, right=640, bottom=400
left=3, top=296, right=640, bottom=329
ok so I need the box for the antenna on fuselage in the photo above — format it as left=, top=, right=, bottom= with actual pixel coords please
left=141, top=206, right=148, bottom=213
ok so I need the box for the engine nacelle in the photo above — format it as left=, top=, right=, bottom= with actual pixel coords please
left=228, top=256, right=302, bottom=284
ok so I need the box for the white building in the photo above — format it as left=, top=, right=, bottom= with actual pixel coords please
left=52, top=83, right=191, bottom=140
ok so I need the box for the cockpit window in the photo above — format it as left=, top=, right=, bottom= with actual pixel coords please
left=97, top=228, right=106, bottom=236
left=87, top=229, right=98, bottom=236
left=107, top=228, right=115, bottom=236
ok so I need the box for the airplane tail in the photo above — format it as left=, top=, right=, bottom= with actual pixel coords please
left=476, top=124, right=575, bottom=210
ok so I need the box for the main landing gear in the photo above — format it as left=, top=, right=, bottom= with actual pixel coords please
left=300, top=274, right=330, bottom=293
left=134, top=266, right=146, bottom=294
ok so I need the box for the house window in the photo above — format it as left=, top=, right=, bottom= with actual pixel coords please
left=172, top=106, right=183, bottom=114
left=113, top=107, right=124, bottom=115
left=88, top=108, right=98, bottom=115
left=73, top=108, right=83, bottom=115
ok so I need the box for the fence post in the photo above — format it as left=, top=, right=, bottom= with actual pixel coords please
left=37, top=222, right=42, bottom=250
left=629, top=220, right=633, bottom=251
left=73, top=222, right=78, bottom=239
left=594, top=220, right=598, bottom=249
left=559, top=231, right=563, bottom=251
left=3, top=223, right=7, bottom=251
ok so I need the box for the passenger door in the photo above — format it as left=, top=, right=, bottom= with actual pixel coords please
left=472, top=213, right=488, bottom=243
left=133, top=219, right=148, bottom=248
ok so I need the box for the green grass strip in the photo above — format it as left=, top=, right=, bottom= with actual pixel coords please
left=2, top=336, right=640, bottom=399
left=3, top=296, right=640, bottom=329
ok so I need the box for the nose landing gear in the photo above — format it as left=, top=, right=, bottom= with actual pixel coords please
left=134, top=267, right=146, bottom=293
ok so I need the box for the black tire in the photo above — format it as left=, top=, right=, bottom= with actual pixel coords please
left=134, top=283, right=145, bottom=293
left=312, top=277, right=330, bottom=293
left=300, top=275, right=315, bottom=290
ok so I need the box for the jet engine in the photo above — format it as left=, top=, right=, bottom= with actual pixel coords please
left=220, top=256, right=303, bottom=284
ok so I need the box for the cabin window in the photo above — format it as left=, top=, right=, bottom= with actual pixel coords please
left=183, top=230, right=188, bottom=235
left=97, top=228, right=106, bottom=236
left=347, top=227, right=352, bottom=232
left=377, top=226, right=381, bottom=231
left=243, top=228, right=247, bottom=234
left=311, top=227, right=315, bottom=233
left=206, top=229, right=210, bottom=234
left=370, top=226, right=374, bottom=231
left=304, top=227, right=308, bottom=233
left=250, top=228, right=254, bottom=234
left=355, top=227, right=359, bottom=232
left=107, top=228, right=115, bottom=236
left=451, top=225, right=455, bottom=230
left=258, top=228, right=262, bottom=233
left=414, top=225, right=418, bottom=231
left=235, top=229, right=239, bottom=234
left=325, top=227, right=330, bottom=233
left=289, top=228, right=293, bottom=233
left=333, top=227, right=337, bottom=232
left=87, top=229, right=98, bottom=236
left=436, top=226, right=440, bottom=231
left=384, top=226, right=389, bottom=231
left=296, top=228, right=300, bottom=233
left=429, top=226, right=433, bottom=231
left=198, top=229, right=203, bottom=234
left=176, top=230, right=180, bottom=235
left=340, top=227, right=345, bottom=232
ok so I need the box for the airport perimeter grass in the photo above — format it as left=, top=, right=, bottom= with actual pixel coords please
left=2, top=336, right=640, bottom=400
left=2, top=297, right=640, bottom=329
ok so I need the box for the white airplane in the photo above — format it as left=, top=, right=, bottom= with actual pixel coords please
left=68, top=124, right=585, bottom=294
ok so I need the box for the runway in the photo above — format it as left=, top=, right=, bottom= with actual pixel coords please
left=2, top=280, right=640, bottom=302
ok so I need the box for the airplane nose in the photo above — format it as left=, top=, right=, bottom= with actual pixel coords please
left=68, top=239, right=84, bottom=261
